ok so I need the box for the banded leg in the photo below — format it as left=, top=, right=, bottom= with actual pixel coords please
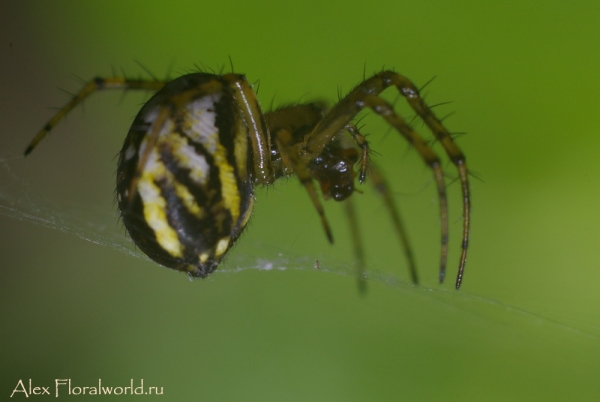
left=274, top=128, right=334, bottom=244
left=24, top=77, right=167, bottom=155
left=386, top=73, right=469, bottom=288
left=306, top=94, right=449, bottom=285
left=305, top=71, right=469, bottom=288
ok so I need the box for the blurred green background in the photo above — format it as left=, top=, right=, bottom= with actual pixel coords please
left=2, top=1, right=600, bottom=400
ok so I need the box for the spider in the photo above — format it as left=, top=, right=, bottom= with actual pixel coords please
left=24, top=69, right=471, bottom=289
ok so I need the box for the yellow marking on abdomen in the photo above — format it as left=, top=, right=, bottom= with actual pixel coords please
left=137, top=147, right=183, bottom=258
left=214, top=143, right=240, bottom=222
left=215, top=237, right=231, bottom=257
left=138, top=174, right=183, bottom=258
left=173, top=181, right=204, bottom=219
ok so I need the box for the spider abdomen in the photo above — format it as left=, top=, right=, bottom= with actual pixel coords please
left=116, top=73, right=254, bottom=278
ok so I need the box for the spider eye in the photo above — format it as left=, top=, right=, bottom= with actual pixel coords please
left=312, top=155, right=324, bottom=165
left=333, top=160, right=349, bottom=173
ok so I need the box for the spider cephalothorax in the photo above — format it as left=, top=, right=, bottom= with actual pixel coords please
left=25, top=69, right=471, bottom=289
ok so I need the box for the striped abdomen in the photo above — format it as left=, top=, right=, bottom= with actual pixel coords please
left=116, top=73, right=254, bottom=278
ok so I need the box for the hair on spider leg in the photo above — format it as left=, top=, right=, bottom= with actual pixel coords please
left=133, top=60, right=160, bottom=82
left=447, top=131, right=468, bottom=142
left=455, top=168, right=483, bottom=183
left=119, top=66, right=128, bottom=79
left=353, top=113, right=369, bottom=127
left=69, top=73, right=88, bottom=86
left=417, top=100, right=454, bottom=124
left=117, top=87, right=131, bottom=106
left=418, top=111, right=461, bottom=150
left=408, top=113, right=419, bottom=127
left=439, top=110, right=456, bottom=123
left=362, top=145, right=381, bottom=160
left=115, top=68, right=151, bottom=105
left=442, top=165, right=482, bottom=189
left=336, top=85, right=344, bottom=102
left=407, top=100, right=454, bottom=130
left=56, top=87, right=77, bottom=98
left=419, top=75, right=437, bottom=92
left=429, top=100, right=454, bottom=110
left=425, top=129, right=467, bottom=150
left=468, top=169, right=483, bottom=183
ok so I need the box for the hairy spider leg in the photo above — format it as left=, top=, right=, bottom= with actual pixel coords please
left=24, top=77, right=167, bottom=156
left=304, top=71, right=470, bottom=289
left=25, top=74, right=277, bottom=203
left=332, top=93, right=450, bottom=284
left=385, top=72, right=469, bottom=288
left=274, top=128, right=334, bottom=244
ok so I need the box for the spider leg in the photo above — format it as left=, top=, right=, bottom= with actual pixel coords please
left=368, top=160, right=419, bottom=285
left=344, top=124, right=369, bottom=183
left=274, top=128, right=334, bottom=244
left=24, top=77, right=167, bottom=155
left=222, top=74, right=274, bottom=185
left=385, top=73, right=470, bottom=289
left=304, top=71, right=470, bottom=288
left=342, top=94, right=451, bottom=284
left=343, top=124, right=418, bottom=285
left=344, top=196, right=367, bottom=295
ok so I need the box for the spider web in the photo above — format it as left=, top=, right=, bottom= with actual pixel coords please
left=0, top=151, right=358, bottom=275
left=1, top=152, right=599, bottom=345
left=0, top=154, right=139, bottom=257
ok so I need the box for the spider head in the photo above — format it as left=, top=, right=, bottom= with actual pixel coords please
left=309, top=143, right=358, bottom=201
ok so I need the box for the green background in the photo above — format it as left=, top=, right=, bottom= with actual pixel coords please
left=2, top=1, right=600, bottom=400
